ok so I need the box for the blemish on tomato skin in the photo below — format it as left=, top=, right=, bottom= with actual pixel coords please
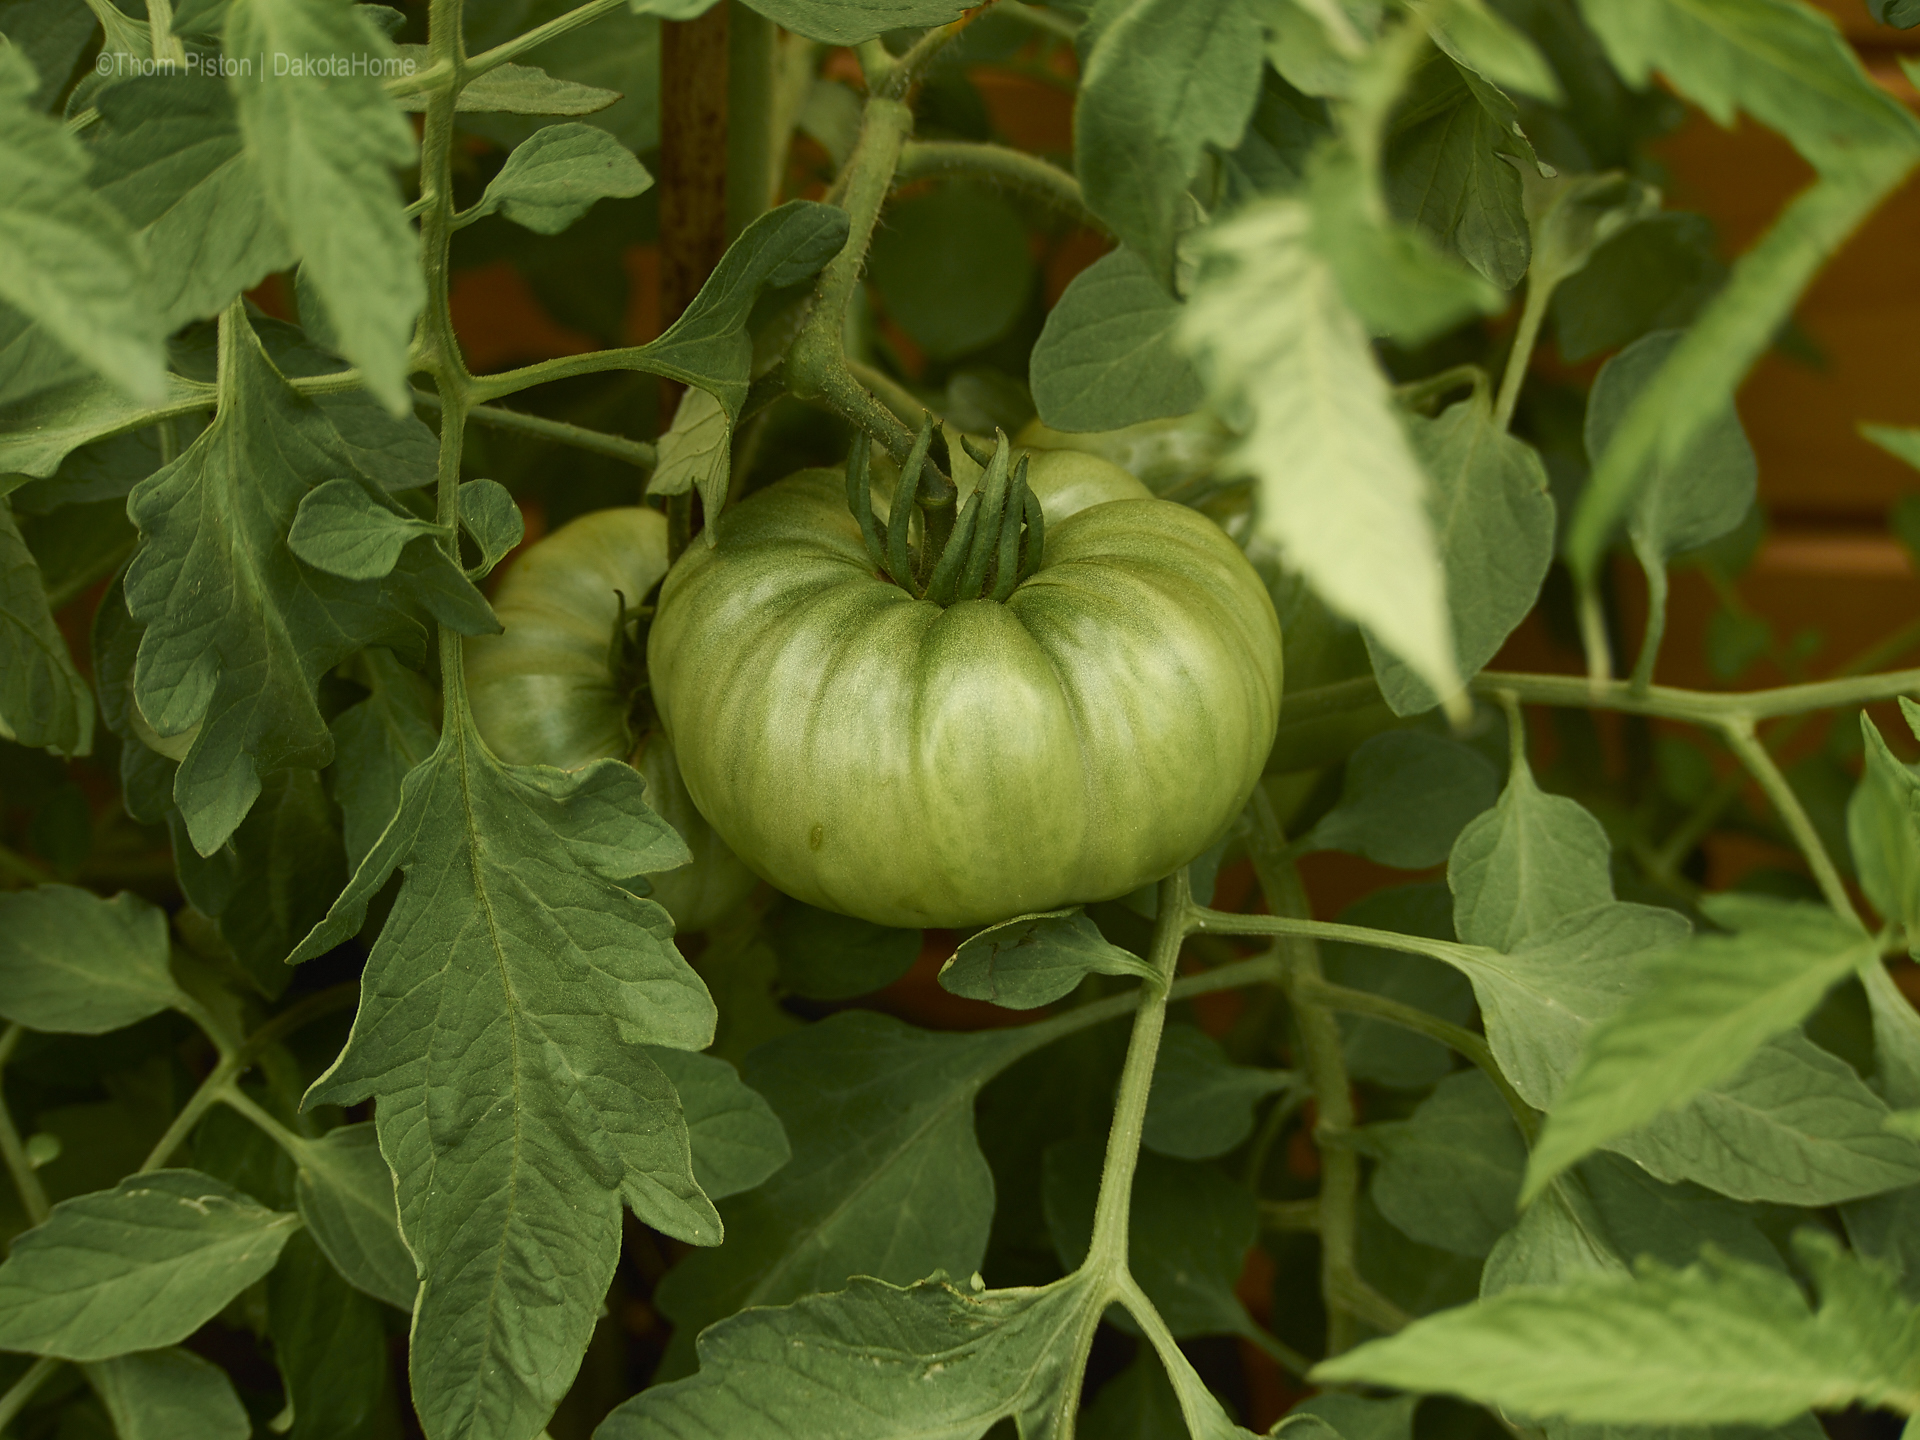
left=808, top=824, right=825, bottom=851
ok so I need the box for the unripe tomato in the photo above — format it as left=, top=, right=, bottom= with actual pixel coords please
left=464, top=506, right=758, bottom=932
left=649, top=464, right=1283, bottom=929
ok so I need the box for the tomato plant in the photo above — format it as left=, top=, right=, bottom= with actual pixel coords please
left=5, top=0, right=1920, bottom=1437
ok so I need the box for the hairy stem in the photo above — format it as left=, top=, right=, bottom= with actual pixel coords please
left=1629, top=548, right=1668, bottom=694
left=1086, top=869, right=1189, bottom=1277
left=894, top=141, right=1105, bottom=231
left=0, top=1358, right=59, bottom=1433
left=219, top=1085, right=309, bottom=1158
left=1493, top=269, right=1552, bottom=431
left=412, top=390, right=656, bottom=470
left=1293, top=975, right=1537, bottom=1142
left=0, top=1027, right=50, bottom=1228
left=1720, top=717, right=1863, bottom=927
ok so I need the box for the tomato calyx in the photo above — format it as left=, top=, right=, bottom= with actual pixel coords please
left=844, top=418, right=1044, bottom=606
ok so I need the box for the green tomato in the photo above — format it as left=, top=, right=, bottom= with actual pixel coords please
left=463, top=505, right=759, bottom=933
left=649, top=463, right=1283, bottom=929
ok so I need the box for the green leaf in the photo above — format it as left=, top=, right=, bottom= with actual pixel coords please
left=0, top=500, right=92, bottom=757
left=0, top=885, right=185, bottom=1034
left=642, top=1046, right=790, bottom=1201
left=124, top=314, right=435, bottom=855
left=1852, top=706, right=1920, bottom=945
left=869, top=182, right=1034, bottom=361
left=1576, top=0, right=1917, bottom=170
left=1843, top=1183, right=1920, bottom=1304
left=1589, top=329, right=1756, bottom=652
left=1218, top=64, right=1332, bottom=199
left=1365, top=388, right=1555, bottom=715
left=296, top=735, right=713, bottom=1440
left=392, top=51, right=621, bottom=115
left=291, top=1123, right=417, bottom=1312
left=940, top=908, right=1158, bottom=1011
left=1383, top=52, right=1538, bottom=289
left=267, top=1229, right=395, bottom=1440
left=734, top=0, right=969, bottom=45
left=1046, top=1137, right=1259, bottom=1340
left=648, top=384, right=732, bottom=522
left=457, top=478, right=522, bottom=577
left=0, top=49, right=165, bottom=403
left=1030, top=247, right=1204, bottom=433
left=1315, top=1231, right=1920, bottom=1424
left=1449, top=745, right=1614, bottom=952
left=1306, top=730, right=1501, bottom=869
left=1323, top=883, right=1476, bottom=1089
left=202, top=766, right=349, bottom=995
left=1310, top=147, right=1506, bottom=346
left=0, top=1169, right=299, bottom=1360
left=225, top=0, right=421, bottom=410
left=1083, top=1348, right=1191, bottom=1440
left=327, top=648, right=439, bottom=872
left=1551, top=212, right=1726, bottom=362
left=604, top=1270, right=1100, bottom=1438
left=1524, top=897, right=1877, bottom=1202
left=1367, top=1070, right=1526, bottom=1257
left=771, top=902, right=921, bottom=1001
left=85, top=76, right=296, bottom=333
left=640, top=200, right=847, bottom=411
left=471, top=122, right=653, bottom=235
left=1184, top=197, right=1463, bottom=710
left=288, top=478, right=445, bottom=581
left=653, top=1011, right=1036, bottom=1379
left=0, top=367, right=206, bottom=479
left=84, top=1347, right=250, bottom=1440
left=1077, top=0, right=1266, bottom=285
left=1527, top=169, right=1663, bottom=294
left=0, top=0, right=97, bottom=113
left=1289, top=1393, right=1420, bottom=1440
left=1142, top=1024, right=1294, bottom=1160
left=1421, top=0, right=1563, bottom=101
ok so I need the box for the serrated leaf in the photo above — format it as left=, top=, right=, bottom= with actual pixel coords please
left=295, top=730, right=711, bottom=1440
left=267, top=1228, right=394, bottom=1440
left=1576, top=0, right=1917, bottom=169
left=1527, top=170, right=1662, bottom=294
left=471, top=122, right=653, bottom=235
left=327, top=647, right=439, bottom=871
left=84, top=1347, right=251, bottom=1440
left=85, top=75, right=295, bottom=332
left=1315, top=1232, right=1920, bottom=1424
left=1365, top=388, right=1555, bottom=715
left=226, top=0, right=421, bottom=409
left=1306, top=730, right=1501, bottom=868
left=0, top=885, right=185, bottom=1033
left=0, top=49, right=165, bottom=403
left=1289, top=1393, right=1420, bottom=1440
left=1525, top=897, right=1877, bottom=1201
left=940, top=908, right=1158, bottom=1011
left=733, top=0, right=968, bottom=44
left=1552, top=211, right=1726, bottom=362
left=770, top=902, right=921, bottom=1001
left=1368, top=1070, right=1526, bottom=1257
left=1030, top=247, right=1204, bottom=433
left=1184, top=198, right=1462, bottom=708
left=1076, top=0, right=1265, bottom=285
left=869, top=183, right=1034, bottom=361
left=1142, top=1025, right=1294, bottom=1160
left=291, top=1123, right=416, bottom=1312
left=648, top=383, right=732, bottom=518
left=642, top=1046, right=790, bottom=1202
left=457, top=478, right=522, bottom=576
left=0, top=499, right=92, bottom=756
left=0, top=1169, right=299, bottom=1360
left=391, top=50, right=620, bottom=115
left=652, top=1011, right=1039, bottom=1379
left=124, top=313, right=434, bottom=855
left=603, top=1270, right=1101, bottom=1438
left=1045, top=1137, right=1259, bottom=1340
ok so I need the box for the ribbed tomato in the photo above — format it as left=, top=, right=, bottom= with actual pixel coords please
left=463, top=506, right=758, bottom=932
left=648, top=450, right=1283, bottom=928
